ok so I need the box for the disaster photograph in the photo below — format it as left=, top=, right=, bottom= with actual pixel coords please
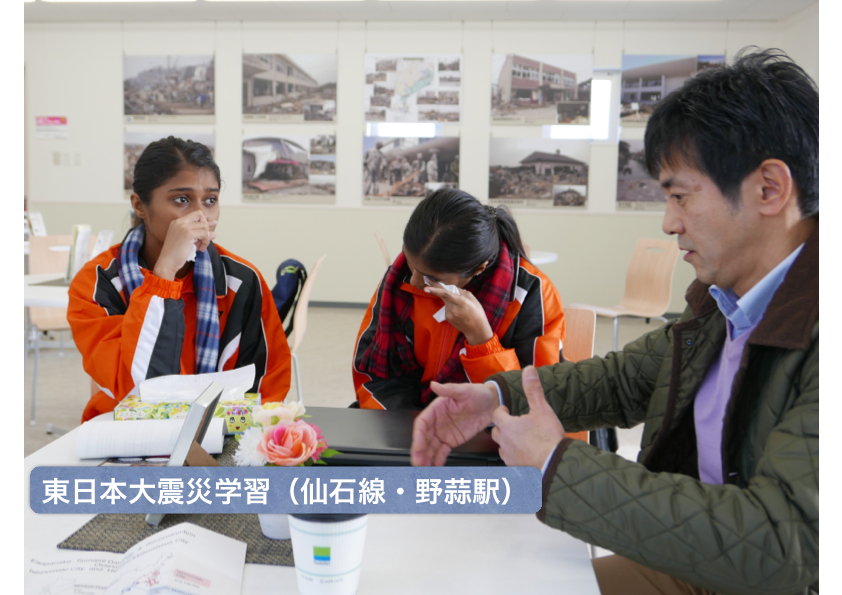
left=242, top=54, right=337, bottom=122
left=616, top=138, right=665, bottom=210
left=124, top=55, right=215, bottom=121
left=363, top=136, right=460, bottom=205
left=489, top=137, right=589, bottom=207
left=491, top=54, right=593, bottom=126
left=242, top=134, right=336, bottom=203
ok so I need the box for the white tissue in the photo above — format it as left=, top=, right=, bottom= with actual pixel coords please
left=186, top=244, right=197, bottom=263
left=424, top=276, right=461, bottom=323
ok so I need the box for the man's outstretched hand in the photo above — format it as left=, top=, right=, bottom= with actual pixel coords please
left=490, top=366, right=565, bottom=469
left=410, top=381, right=499, bottom=466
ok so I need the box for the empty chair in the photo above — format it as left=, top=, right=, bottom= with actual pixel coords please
left=374, top=232, right=391, bottom=267
left=569, top=238, right=680, bottom=352
left=288, top=255, right=327, bottom=404
left=560, top=306, right=596, bottom=445
left=26, top=235, right=73, bottom=429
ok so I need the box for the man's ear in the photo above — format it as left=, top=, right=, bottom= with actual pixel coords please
left=756, top=159, right=795, bottom=217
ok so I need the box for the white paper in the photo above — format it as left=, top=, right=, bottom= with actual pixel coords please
left=25, top=524, right=246, bottom=595
left=139, top=365, right=255, bottom=404
left=76, top=418, right=225, bottom=459
left=425, top=276, right=460, bottom=323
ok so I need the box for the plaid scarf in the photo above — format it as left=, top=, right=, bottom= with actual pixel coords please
left=357, top=242, right=516, bottom=405
left=117, top=224, right=220, bottom=375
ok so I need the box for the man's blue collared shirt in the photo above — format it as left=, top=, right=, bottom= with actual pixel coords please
left=708, top=244, right=804, bottom=339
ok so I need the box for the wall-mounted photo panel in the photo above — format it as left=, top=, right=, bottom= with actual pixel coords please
left=242, top=134, right=336, bottom=205
left=616, top=137, right=665, bottom=211
left=489, top=138, right=589, bottom=208
left=242, top=54, right=337, bottom=123
left=364, top=54, right=462, bottom=123
left=124, top=132, right=215, bottom=199
left=124, top=55, right=215, bottom=124
left=620, top=54, right=725, bottom=125
left=363, top=136, right=460, bottom=206
left=491, top=54, right=594, bottom=126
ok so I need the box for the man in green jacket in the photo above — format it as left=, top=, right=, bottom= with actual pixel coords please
left=411, top=48, right=818, bottom=595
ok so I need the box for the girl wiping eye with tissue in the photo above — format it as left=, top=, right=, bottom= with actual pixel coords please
left=68, top=136, right=292, bottom=422
left=353, top=188, right=567, bottom=411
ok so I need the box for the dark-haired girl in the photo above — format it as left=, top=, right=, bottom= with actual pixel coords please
left=69, top=137, right=291, bottom=422
left=353, top=189, right=566, bottom=410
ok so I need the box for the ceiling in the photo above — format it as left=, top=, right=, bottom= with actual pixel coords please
left=24, top=0, right=817, bottom=24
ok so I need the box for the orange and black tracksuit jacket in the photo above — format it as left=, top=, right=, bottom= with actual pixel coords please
left=353, top=257, right=566, bottom=410
left=68, top=242, right=292, bottom=422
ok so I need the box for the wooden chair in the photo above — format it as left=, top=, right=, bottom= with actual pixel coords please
left=289, top=255, right=327, bottom=404
left=374, top=232, right=391, bottom=267
left=569, top=238, right=680, bottom=352
left=560, top=307, right=596, bottom=445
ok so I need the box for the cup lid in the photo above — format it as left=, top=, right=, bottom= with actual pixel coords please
left=290, top=513, right=367, bottom=523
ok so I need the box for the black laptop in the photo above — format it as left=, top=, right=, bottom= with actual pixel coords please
left=306, top=406, right=503, bottom=467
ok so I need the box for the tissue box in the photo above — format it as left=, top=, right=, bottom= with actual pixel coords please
left=115, top=393, right=261, bottom=434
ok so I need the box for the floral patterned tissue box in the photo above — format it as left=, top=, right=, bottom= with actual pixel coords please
left=115, top=393, right=262, bottom=435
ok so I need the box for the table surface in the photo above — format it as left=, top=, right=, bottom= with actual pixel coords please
left=25, top=273, right=69, bottom=308
left=530, top=250, right=558, bottom=265
left=26, top=425, right=601, bottom=594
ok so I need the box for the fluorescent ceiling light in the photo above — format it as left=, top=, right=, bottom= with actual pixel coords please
left=43, top=0, right=195, bottom=3
left=544, top=79, right=611, bottom=141
left=367, top=122, right=441, bottom=138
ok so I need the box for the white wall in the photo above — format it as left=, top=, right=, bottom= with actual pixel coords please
left=24, top=15, right=817, bottom=313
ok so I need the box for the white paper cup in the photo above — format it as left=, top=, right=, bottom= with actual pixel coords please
left=289, top=514, right=368, bottom=595
left=258, top=513, right=291, bottom=540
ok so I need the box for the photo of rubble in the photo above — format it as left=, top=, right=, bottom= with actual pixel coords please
left=124, top=55, right=215, bottom=124
left=124, top=132, right=215, bottom=198
left=553, top=185, right=587, bottom=207
left=364, top=54, right=462, bottom=123
left=489, top=137, right=589, bottom=208
left=242, top=54, right=337, bottom=123
left=620, top=54, right=724, bottom=125
left=363, top=136, right=460, bottom=206
left=242, top=134, right=336, bottom=204
left=616, top=137, right=665, bottom=211
left=491, top=54, right=593, bottom=126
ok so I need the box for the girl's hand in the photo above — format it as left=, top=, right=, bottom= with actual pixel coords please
left=424, top=282, right=494, bottom=346
left=153, top=210, right=211, bottom=281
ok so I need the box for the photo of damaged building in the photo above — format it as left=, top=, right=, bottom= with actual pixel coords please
left=491, top=54, right=591, bottom=123
left=242, top=135, right=336, bottom=196
left=124, top=55, right=215, bottom=116
left=242, top=54, right=337, bottom=120
left=490, top=147, right=588, bottom=199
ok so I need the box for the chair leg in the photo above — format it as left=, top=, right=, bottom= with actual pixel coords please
left=59, top=330, right=65, bottom=357
left=31, top=334, right=39, bottom=426
left=291, top=352, right=303, bottom=405
left=613, top=317, right=620, bottom=352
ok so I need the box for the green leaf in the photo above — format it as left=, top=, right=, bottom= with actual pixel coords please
left=314, top=460, right=327, bottom=465
left=321, top=449, right=341, bottom=458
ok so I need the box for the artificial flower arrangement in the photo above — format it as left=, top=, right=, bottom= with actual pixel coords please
left=233, top=401, right=339, bottom=467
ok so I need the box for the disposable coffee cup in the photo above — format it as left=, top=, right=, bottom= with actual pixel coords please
left=257, top=513, right=291, bottom=540
left=289, top=514, right=368, bottom=595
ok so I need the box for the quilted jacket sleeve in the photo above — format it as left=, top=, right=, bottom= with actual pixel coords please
left=492, top=328, right=819, bottom=595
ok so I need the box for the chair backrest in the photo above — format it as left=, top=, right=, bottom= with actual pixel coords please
left=618, top=238, right=680, bottom=317
left=290, top=254, right=327, bottom=354
left=374, top=232, right=391, bottom=267
left=561, top=307, right=596, bottom=363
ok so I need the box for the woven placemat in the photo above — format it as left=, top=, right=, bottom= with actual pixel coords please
left=57, top=438, right=294, bottom=566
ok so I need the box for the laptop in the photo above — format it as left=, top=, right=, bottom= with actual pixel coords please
left=306, top=406, right=503, bottom=467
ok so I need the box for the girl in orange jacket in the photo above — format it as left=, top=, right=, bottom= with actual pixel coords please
left=353, top=188, right=566, bottom=411
left=68, top=137, right=291, bottom=422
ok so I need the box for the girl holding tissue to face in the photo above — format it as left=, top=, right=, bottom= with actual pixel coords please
left=353, top=188, right=566, bottom=410
left=68, top=137, right=292, bottom=422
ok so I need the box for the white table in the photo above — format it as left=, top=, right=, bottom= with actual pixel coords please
left=25, top=427, right=601, bottom=594
left=530, top=250, right=558, bottom=265
left=25, top=273, right=69, bottom=308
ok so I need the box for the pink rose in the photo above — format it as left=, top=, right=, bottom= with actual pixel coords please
left=256, top=420, right=323, bottom=466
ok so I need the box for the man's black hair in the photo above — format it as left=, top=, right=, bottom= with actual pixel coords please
left=645, top=47, right=818, bottom=217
